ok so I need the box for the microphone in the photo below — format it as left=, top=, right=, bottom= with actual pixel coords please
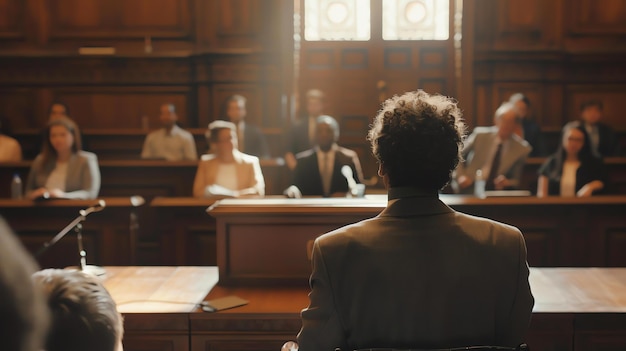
left=341, top=165, right=358, bottom=196
left=79, top=200, right=106, bottom=217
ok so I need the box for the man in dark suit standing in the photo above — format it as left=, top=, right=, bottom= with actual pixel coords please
left=285, top=115, right=363, bottom=197
left=223, top=94, right=270, bottom=159
left=285, top=89, right=328, bottom=170
left=297, top=91, right=534, bottom=350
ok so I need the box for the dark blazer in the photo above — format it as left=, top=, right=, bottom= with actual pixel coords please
left=522, top=119, right=545, bottom=157
left=298, top=188, right=534, bottom=350
left=538, top=153, right=610, bottom=195
left=241, top=122, right=270, bottom=159
left=565, top=121, right=620, bottom=157
left=293, top=146, right=363, bottom=197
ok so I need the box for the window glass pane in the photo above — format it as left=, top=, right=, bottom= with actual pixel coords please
left=383, top=0, right=449, bottom=40
left=304, top=0, right=370, bottom=41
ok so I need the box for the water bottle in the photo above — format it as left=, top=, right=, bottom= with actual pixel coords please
left=474, top=169, right=486, bottom=199
left=11, top=173, right=23, bottom=199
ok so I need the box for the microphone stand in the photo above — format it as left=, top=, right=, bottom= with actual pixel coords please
left=35, top=201, right=106, bottom=276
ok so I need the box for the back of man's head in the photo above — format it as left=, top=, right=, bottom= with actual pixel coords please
left=33, top=269, right=123, bottom=351
left=0, top=217, right=48, bottom=351
left=368, top=90, right=466, bottom=190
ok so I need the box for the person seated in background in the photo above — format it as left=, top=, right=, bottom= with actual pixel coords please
left=285, top=115, right=363, bottom=198
left=285, top=89, right=329, bottom=170
left=33, top=269, right=124, bottom=351
left=25, top=117, right=101, bottom=199
left=0, top=217, right=48, bottom=351
left=508, top=93, right=545, bottom=157
left=564, top=100, right=620, bottom=158
left=193, top=120, right=265, bottom=198
left=48, top=101, right=70, bottom=122
left=0, top=118, right=22, bottom=162
left=537, top=122, right=609, bottom=197
left=221, top=94, right=270, bottom=159
left=296, top=90, right=533, bottom=350
left=141, top=103, right=198, bottom=161
left=453, top=101, right=532, bottom=193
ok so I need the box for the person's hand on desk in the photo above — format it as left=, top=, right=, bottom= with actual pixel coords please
left=28, top=187, right=65, bottom=200
left=457, top=174, right=473, bottom=189
left=283, top=185, right=302, bottom=199
left=493, top=175, right=512, bottom=190
left=577, top=180, right=604, bottom=197
left=204, top=184, right=237, bottom=198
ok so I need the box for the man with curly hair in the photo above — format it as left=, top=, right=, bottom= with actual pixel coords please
left=297, top=91, right=534, bottom=350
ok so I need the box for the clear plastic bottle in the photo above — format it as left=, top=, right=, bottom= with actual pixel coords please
left=11, top=173, right=23, bottom=199
left=474, top=169, right=486, bottom=199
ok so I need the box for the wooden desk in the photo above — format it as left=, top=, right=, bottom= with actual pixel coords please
left=149, top=197, right=218, bottom=266
left=107, top=267, right=626, bottom=351
left=0, top=158, right=290, bottom=199
left=209, top=196, right=626, bottom=285
left=0, top=197, right=143, bottom=268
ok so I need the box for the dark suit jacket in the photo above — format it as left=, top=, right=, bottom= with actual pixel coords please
left=298, top=188, right=534, bottom=351
left=522, top=119, right=545, bottom=157
left=538, top=153, right=610, bottom=195
left=293, top=146, right=363, bottom=197
left=241, top=122, right=270, bottom=159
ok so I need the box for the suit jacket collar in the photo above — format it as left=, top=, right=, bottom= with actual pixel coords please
left=380, top=187, right=453, bottom=217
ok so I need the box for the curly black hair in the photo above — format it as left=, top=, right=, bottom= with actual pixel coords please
left=368, top=90, right=466, bottom=190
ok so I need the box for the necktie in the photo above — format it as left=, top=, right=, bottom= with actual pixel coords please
left=321, top=152, right=332, bottom=196
left=237, top=125, right=244, bottom=152
left=486, top=143, right=502, bottom=190
left=590, top=126, right=600, bottom=157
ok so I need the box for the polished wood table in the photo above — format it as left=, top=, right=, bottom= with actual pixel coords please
left=106, top=267, right=626, bottom=351
left=208, top=195, right=626, bottom=285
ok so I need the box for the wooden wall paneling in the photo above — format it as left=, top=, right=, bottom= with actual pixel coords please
left=475, top=0, right=562, bottom=50
left=0, top=88, right=38, bottom=131
left=0, top=0, right=26, bottom=40
left=207, top=0, right=263, bottom=50
left=45, top=0, right=192, bottom=40
left=52, top=86, right=192, bottom=130
left=567, top=0, right=626, bottom=35
left=565, top=85, right=626, bottom=132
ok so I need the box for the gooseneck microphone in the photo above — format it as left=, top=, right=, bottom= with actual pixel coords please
left=36, top=200, right=106, bottom=258
left=79, top=199, right=106, bottom=217
left=341, top=165, right=358, bottom=196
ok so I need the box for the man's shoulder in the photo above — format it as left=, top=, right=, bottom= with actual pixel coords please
left=511, top=134, right=532, bottom=153
left=454, top=211, right=523, bottom=239
left=77, top=150, right=97, bottom=161
left=336, top=146, right=358, bottom=158
left=295, top=148, right=316, bottom=160
left=472, top=126, right=497, bottom=135
left=238, top=151, right=260, bottom=164
left=200, top=153, right=217, bottom=162
left=173, top=125, right=194, bottom=138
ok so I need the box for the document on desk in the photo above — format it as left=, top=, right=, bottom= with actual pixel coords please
left=104, top=266, right=219, bottom=313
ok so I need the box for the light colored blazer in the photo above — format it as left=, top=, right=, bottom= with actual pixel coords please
left=25, top=151, right=101, bottom=199
left=298, top=188, right=534, bottom=351
left=193, top=150, right=265, bottom=197
left=454, top=127, right=531, bottom=192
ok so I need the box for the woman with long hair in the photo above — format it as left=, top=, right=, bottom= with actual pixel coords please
left=26, top=117, right=100, bottom=199
left=537, top=122, right=608, bottom=197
